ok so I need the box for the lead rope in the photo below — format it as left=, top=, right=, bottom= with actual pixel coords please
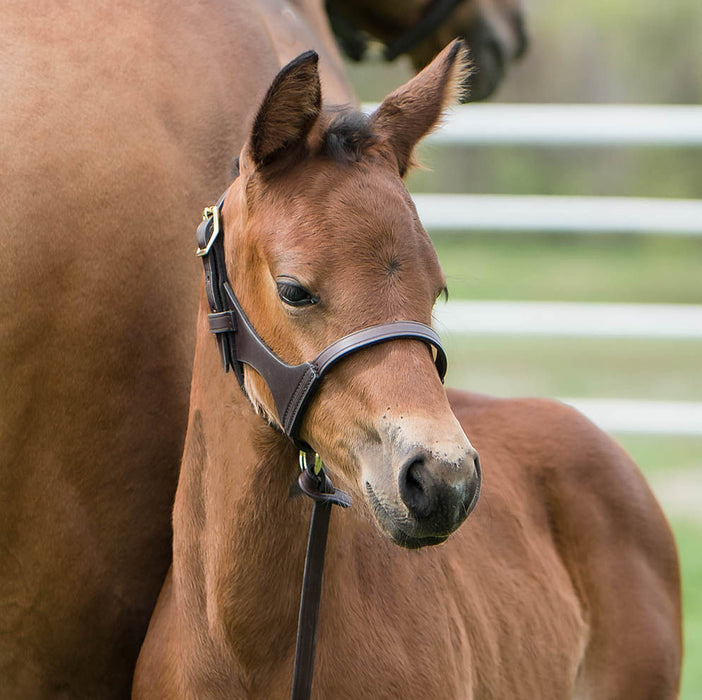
left=292, top=451, right=352, bottom=700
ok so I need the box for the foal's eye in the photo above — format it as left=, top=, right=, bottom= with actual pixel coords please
left=276, top=279, right=318, bottom=307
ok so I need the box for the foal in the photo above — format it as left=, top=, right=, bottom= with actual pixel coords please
left=135, top=43, right=681, bottom=699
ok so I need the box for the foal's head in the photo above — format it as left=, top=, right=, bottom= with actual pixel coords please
left=224, top=41, right=479, bottom=548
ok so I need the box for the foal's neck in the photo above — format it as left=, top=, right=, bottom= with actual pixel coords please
left=172, top=309, right=312, bottom=690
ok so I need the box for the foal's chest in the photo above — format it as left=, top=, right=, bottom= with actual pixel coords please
left=300, top=521, right=587, bottom=699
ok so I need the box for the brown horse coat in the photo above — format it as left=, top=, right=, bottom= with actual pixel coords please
left=0, top=1, right=351, bottom=695
left=134, top=45, right=681, bottom=699
left=2, top=0, right=529, bottom=693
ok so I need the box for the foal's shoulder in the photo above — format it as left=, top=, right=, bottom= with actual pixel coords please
left=447, top=388, right=677, bottom=580
left=446, top=387, right=604, bottom=448
left=446, top=387, right=646, bottom=501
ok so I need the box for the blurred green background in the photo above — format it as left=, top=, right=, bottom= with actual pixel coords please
left=346, top=0, right=701, bottom=695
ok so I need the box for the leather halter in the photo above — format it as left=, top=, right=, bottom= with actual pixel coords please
left=196, top=185, right=449, bottom=700
left=196, top=193, right=448, bottom=444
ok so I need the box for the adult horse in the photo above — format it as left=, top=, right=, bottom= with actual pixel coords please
left=0, top=1, right=526, bottom=697
left=134, top=45, right=681, bottom=698
left=326, top=0, right=528, bottom=100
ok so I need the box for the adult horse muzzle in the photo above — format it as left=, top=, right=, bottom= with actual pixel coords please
left=326, top=0, right=467, bottom=64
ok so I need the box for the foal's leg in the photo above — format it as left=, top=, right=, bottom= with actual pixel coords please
left=540, top=406, right=682, bottom=699
left=572, top=541, right=681, bottom=699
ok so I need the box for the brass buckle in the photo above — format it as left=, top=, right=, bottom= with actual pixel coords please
left=195, top=205, right=222, bottom=257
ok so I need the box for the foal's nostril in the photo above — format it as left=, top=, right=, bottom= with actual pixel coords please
left=465, top=450, right=482, bottom=517
left=399, top=457, right=434, bottom=520
left=397, top=447, right=480, bottom=535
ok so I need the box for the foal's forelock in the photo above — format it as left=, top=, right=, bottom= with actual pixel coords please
left=322, top=110, right=377, bottom=164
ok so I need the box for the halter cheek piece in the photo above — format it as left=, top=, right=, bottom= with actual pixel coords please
left=196, top=193, right=448, bottom=445
left=196, top=187, right=448, bottom=700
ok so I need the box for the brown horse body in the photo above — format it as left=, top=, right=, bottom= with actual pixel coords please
left=0, top=1, right=351, bottom=695
left=1, top=0, right=531, bottom=695
left=2, top=0, right=680, bottom=697
left=134, top=46, right=681, bottom=698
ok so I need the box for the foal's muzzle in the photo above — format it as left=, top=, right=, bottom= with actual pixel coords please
left=399, top=447, right=481, bottom=537
left=366, top=444, right=481, bottom=549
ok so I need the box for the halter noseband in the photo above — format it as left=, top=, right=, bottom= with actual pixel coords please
left=196, top=192, right=447, bottom=445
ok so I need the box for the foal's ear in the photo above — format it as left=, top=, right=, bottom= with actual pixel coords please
left=370, top=40, right=470, bottom=177
left=249, top=50, right=322, bottom=170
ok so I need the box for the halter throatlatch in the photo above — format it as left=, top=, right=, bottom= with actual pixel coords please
left=196, top=196, right=448, bottom=444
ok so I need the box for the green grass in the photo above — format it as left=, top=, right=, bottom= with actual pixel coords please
left=410, top=147, right=702, bottom=201
left=441, top=335, right=702, bottom=402
left=618, top=435, right=702, bottom=476
left=672, top=519, right=702, bottom=700
left=431, top=233, right=702, bottom=304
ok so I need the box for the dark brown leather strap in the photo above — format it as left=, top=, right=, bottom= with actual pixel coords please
left=292, top=455, right=351, bottom=700
left=384, top=0, right=466, bottom=61
left=221, top=282, right=446, bottom=439
left=196, top=195, right=246, bottom=387
left=313, top=321, right=446, bottom=377
left=287, top=321, right=446, bottom=437
left=198, top=190, right=448, bottom=444
left=291, top=497, right=330, bottom=700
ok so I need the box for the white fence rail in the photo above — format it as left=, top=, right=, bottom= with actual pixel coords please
left=434, top=301, right=702, bottom=339
left=425, top=104, right=702, bottom=147
left=392, top=102, right=702, bottom=437
left=413, top=194, right=702, bottom=236
left=364, top=103, right=702, bottom=147
left=561, top=399, right=702, bottom=436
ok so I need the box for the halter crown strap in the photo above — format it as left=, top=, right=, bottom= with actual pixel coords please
left=196, top=195, right=447, bottom=442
